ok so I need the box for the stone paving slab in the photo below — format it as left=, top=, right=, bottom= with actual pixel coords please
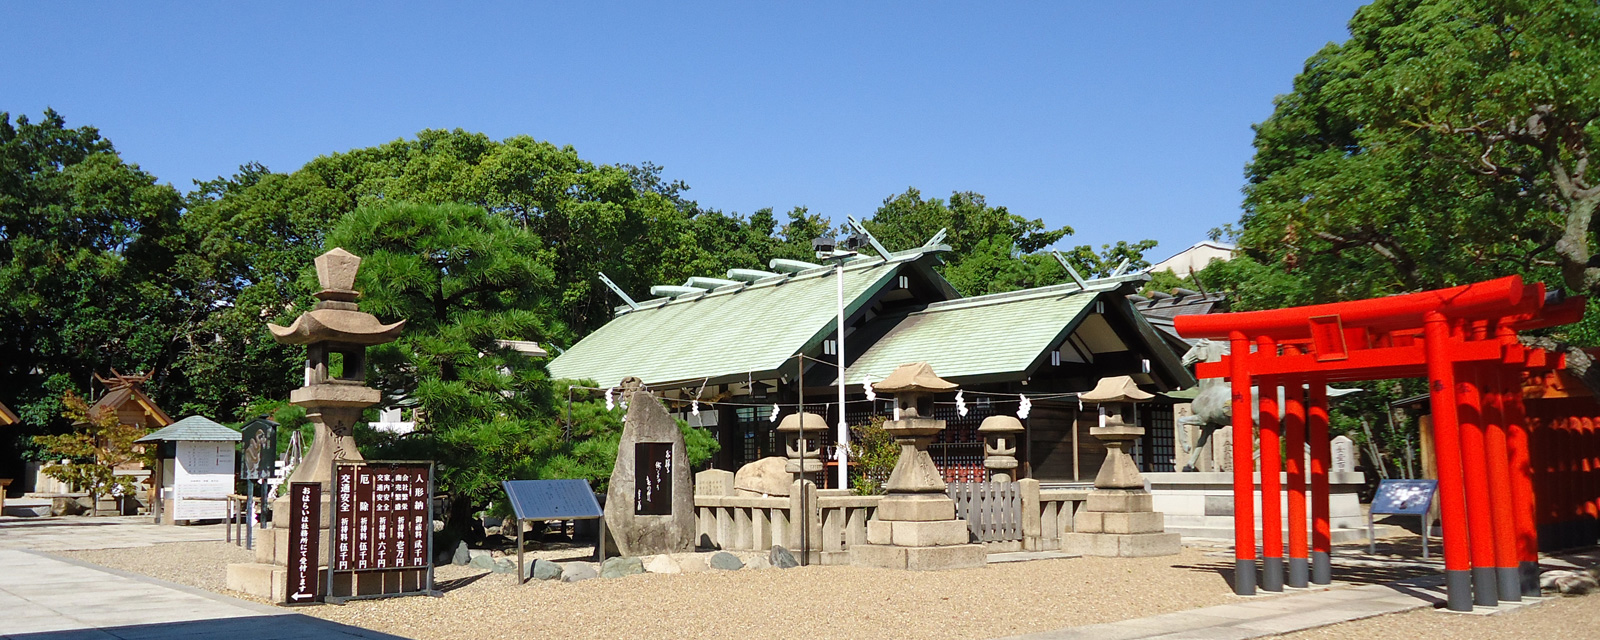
left=986, top=551, right=1082, bottom=564
left=0, top=550, right=404, bottom=640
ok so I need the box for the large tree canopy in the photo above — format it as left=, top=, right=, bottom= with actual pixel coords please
left=1237, top=0, right=1600, bottom=307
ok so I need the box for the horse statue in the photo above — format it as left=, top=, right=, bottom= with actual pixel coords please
left=1178, top=339, right=1231, bottom=471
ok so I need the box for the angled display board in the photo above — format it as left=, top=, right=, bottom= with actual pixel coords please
left=501, top=479, right=606, bottom=580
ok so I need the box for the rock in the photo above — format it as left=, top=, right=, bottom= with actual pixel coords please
left=643, top=554, right=681, bottom=574
left=604, top=388, right=696, bottom=557
left=770, top=545, right=799, bottom=569
left=601, top=556, right=646, bottom=579
left=709, top=551, right=744, bottom=571
left=491, top=557, right=516, bottom=574
left=530, top=559, right=563, bottom=581
left=744, top=554, right=770, bottom=570
left=1541, top=567, right=1600, bottom=595
left=675, top=553, right=709, bottom=573
left=469, top=551, right=495, bottom=570
left=733, top=457, right=792, bottom=497
left=560, top=562, right=598, bottom=582
left=452, top=541, right=471, bottom=566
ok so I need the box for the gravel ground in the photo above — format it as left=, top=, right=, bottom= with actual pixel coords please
left=56, top=540, right=256, bottom=597
left=1279, top=591, right=1600, bottom=640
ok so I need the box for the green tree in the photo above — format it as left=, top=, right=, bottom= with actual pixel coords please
left=33, top=391, right=152, bottom=514
left=0, top=110, right=186, bottom=469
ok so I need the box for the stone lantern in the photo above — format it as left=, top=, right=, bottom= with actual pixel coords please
left=227, top=247, right=405, bottom=600
left=853, top=362, right=986, bottom=570
left=1061, top=375, right=1179, bottom=557
left=979, top=415, right=1025, bottom=482
left=776, top=411, right=826, bottom=482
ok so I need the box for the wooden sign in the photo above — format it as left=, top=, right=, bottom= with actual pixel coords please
left=286, top=482, right=321, bottom=604
left=634, top=442, right=673, bottom=515
left=333, top=463, right=432, bottom=574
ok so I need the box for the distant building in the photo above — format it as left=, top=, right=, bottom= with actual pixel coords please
left=1149, top=241, right=1235, bottom=276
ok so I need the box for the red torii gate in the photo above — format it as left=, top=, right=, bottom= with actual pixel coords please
left=1175, top=276, right=1585, bottom=611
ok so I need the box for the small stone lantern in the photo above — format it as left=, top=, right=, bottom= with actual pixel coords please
left=979, top=416, right=1025, bottom=482
left=853, top=362, right=985, bottom=570
left=776, top=411, right=826, bottom=482
left=1061, top=375, right=1179, bottom=557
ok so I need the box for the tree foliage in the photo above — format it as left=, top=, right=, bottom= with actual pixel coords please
left=33, top=391, right=152, bottom=512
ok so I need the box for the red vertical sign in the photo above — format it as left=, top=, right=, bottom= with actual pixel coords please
left=285, top=482, right=321, bottom=604
left=356, top=466, right=374, bottom=570
left=411, top=466, right=429, bottom=567
left=335, top=465, right=354, bottom=571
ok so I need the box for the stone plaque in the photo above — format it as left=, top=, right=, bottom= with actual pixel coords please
left=286, top=482, right=321, bottom=605
left=1331, top=435, right=1354, bottom=473
left=634, top=442, right=673, bottom=515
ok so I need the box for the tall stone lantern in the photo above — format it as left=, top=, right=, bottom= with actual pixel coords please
left=979, top=415, right=1025, bottom=482
left=776, top=411, right=826, bottom=483
left=1061, top=375, right=1179, bottom=557
left=226, top=247, right=404, bottom=600
left=853, top=362, right=986, bottom=570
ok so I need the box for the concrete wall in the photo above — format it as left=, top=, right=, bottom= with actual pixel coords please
left=1146, top=471, right=1369, bottom=542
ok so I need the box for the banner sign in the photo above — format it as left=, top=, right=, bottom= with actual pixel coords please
left=285, top=482, right=321, bottom=605
left=239, top=418, right=278, bottom=480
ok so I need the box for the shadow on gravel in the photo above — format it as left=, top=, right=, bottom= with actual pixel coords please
left=436, top=572, right=491, bottom=593
left=5, top=613, right=405, bottom=639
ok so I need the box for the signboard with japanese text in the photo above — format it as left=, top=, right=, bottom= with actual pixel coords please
left=173, top=440, right=233, bottom=520
left=634, top=442, right=673, bottom=515
left=285, top=482, right=321, bottom=605
left=1371, top=479, right=1437, bottom=516
left=329, top=461, right=434, bottom=602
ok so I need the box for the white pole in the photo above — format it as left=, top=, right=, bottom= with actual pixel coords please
left=836, top=260, right=849, bottom=490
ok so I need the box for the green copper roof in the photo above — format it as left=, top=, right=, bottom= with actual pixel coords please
left=843, top=285, right=1099, bottom=386
left=548, top=251, right=945, bottom=388
left=135, top=415, right=241, bottom=443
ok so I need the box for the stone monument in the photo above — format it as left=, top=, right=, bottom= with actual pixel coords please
left=1331, top=435, right=1354, bottom=473
left=1061, top=376, right=1180, bottom=557
left=853, top=363, right=986, bottom=571
left=604, top=380, right=695, bottom=557
left=227, top=247, right=405, bottom=600
left=979, top=415, right=1024, bottom=482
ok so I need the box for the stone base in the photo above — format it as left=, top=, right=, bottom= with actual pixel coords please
left=874, top=495, right=956, bottom=522
left=851, top=542, right=986, bottom=570
left=1060, top=532, right=1181, bottom=557
left=226, top=562, right=287, bottom=602
left=865, top=519, right=971, bottom=547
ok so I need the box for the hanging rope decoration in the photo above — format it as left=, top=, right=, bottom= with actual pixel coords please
left=955, top=389, right=968, bottom=417
left=863, top=375, right=876, bottom=402
left=604, top=387, right=615, bottom=411
left=1017, top=393, right=1032, bottom=419
left=769, top=404, right=780, bottom=422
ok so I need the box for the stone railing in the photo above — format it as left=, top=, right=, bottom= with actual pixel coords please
left=694, top=470, right=1089, bottom=561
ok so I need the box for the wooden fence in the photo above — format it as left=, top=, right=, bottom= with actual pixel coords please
left=947, top=481, right=1022, bottom=542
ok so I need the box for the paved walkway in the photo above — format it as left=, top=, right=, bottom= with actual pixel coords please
left=0, top=516, right=406, bottom=640
left=1003, top=573, right=1558, bottom=640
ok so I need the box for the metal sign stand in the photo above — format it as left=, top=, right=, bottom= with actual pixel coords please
left=501, top=479, right=605, bottom=584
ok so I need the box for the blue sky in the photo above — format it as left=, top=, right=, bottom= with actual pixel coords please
left=2, top=2, right=1366, bottom=261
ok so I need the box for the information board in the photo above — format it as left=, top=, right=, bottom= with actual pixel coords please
left=333, top=462, right=431, bottom=573
left=173, top=441, right=233, bottom=520
left=286, top=482, right=321, bottom=604
left=1371, top=479, right=1437, bottom=515
left=502, top=479, right=603, bottom=521
left=634, top=442, right=674, bottom=515
left=239, top=418, right=277, bottom=480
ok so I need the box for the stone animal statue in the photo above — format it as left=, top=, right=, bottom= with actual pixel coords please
left=1178, top=339, right=1231, bottom=472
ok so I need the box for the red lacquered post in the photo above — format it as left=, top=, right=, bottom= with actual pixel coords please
left=1457, top=366, right=1499, bottom=606
left=1479, top=370, right=1521, bottom=601
left=1502, top=377, right=1539, bottom=597
left=1230, top=332, right=1256, bottom=595
left=1308, top=378, right=1332, bottom=585
left=1423, top=312, right=1473, bottom=611
left=1257, top=365, right=1284, bottom=592
left=1282, top=371, right=1308, bottom=588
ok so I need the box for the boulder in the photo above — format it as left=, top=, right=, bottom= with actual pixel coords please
left=643, top=555, right=682, bottom=574
left=733, top=457, right=791, bottom=497
left=675, top=553, right=709, bottom=573
left=709, top=551, right=744, bottom=571
left=560, top=562, right=598, bottom=582
left=744, top=554, right=770, bottom=570
left=491, top=558, right=516, bottom=574
left=451, top=541, right=471, bottom=566
left=769, top=545, right=799, bottom=569
left=530, top=559, right=563, bottom=581
left=604, top=388, right=696, bottom=556
left=468, top=551, right=495, bottom=570
left=601, top=556, right=645, bottom=579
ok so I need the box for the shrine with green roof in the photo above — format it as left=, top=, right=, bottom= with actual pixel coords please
left=548, top=232, right=1195, bottom=486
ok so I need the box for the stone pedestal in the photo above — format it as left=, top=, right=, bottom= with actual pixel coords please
left=851, top=363, right=985, bottom=571
left=1060, top=420, right=1180, bottom=557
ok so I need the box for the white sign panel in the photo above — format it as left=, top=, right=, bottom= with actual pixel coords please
left=174, top=441, right=234, bottom=520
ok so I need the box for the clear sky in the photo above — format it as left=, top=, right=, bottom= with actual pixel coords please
left=2, top=2, right=1367, bottom=261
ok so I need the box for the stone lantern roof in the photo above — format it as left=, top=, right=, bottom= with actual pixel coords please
left=871, top=362, right=958, bottom=394
left=268, top=248, right=404, bottom=346
left=1079, top=375, right=1154, bottom=403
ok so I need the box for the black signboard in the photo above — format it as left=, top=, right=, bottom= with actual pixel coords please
left=239, top=418, right=278, bottom=480
left=285, top=482, right=320, bottom=605
left=1371, top=479, right=1438, bottom=515
left=328, top=461, right=435, bottom=603
left=635, top=442, right=673, bottom=515
left=501, top=479, right=606, bottom=578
